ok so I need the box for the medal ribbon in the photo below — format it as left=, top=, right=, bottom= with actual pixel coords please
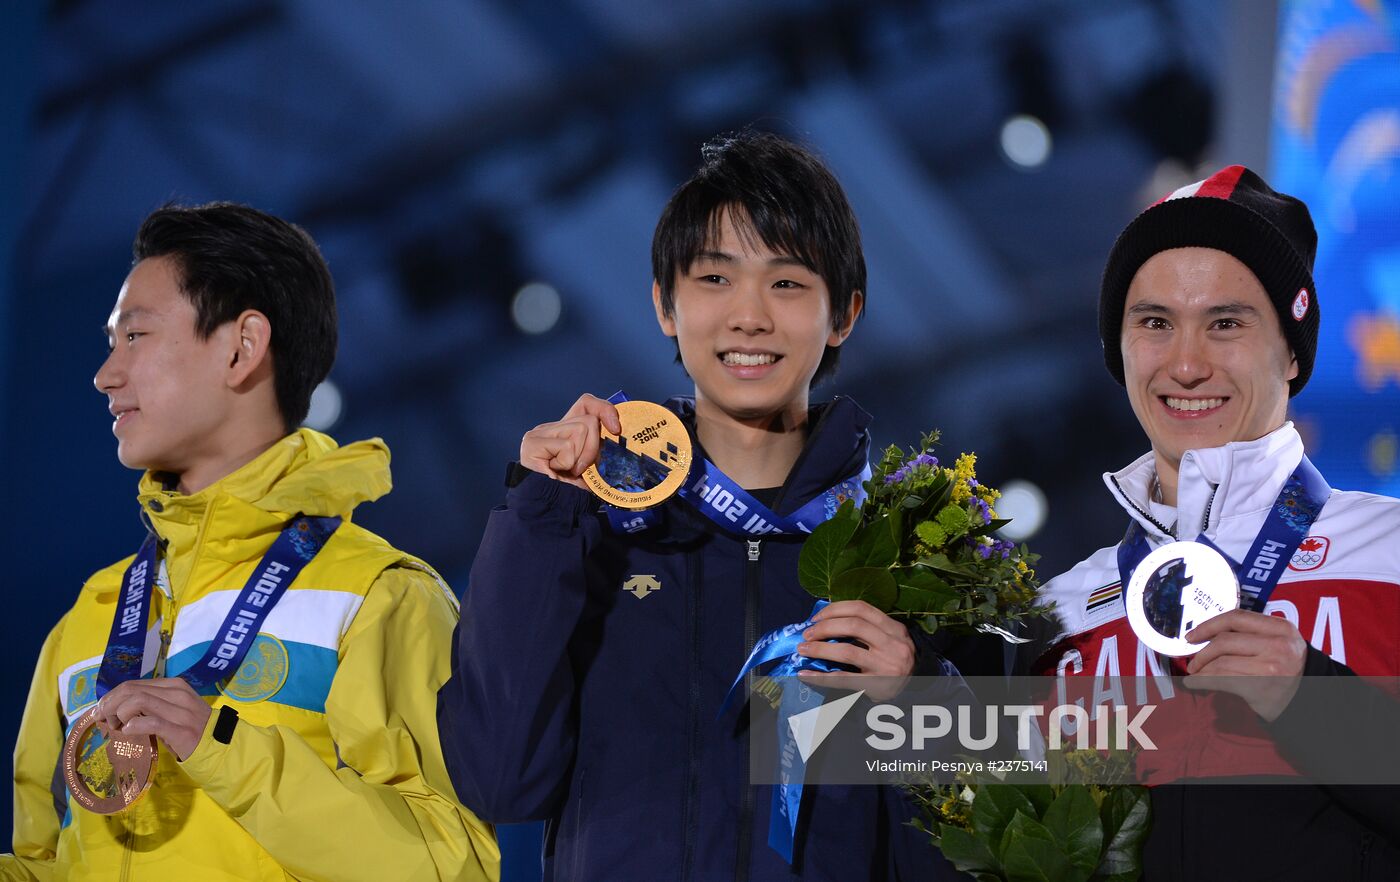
left=601, top=392, right=870, bottom=538
left=96, top=515, right=341, bottom=697
left=718, top=600, right=853, bottom=863
left=1116, top=456, right=1330, bottom=614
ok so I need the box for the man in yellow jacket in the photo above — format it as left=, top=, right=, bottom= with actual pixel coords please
left=2, top=204, right=499, bottom=881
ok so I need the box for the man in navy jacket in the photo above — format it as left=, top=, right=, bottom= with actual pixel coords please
left=438, top=132, right=973, bottom=880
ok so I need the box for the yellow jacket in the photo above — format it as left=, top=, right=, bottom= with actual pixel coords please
left=3, top=430, right=499, bottom=881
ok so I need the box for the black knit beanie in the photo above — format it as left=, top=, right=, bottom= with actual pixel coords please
left=1099, top=165, right=1319, bottom=396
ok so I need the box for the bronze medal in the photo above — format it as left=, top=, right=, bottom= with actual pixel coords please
left=61, top=705, right=158, bottom=814
left=582, top=400, right=693, bottom=510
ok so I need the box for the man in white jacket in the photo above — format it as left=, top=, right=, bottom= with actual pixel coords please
left=1034, top=165, right=1400, bottom=880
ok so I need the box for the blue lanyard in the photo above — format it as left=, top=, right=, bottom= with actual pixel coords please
left=96, top=515, right=341, bottom=696
left=601, top=392, right=870, bottom=538
left=720, top=600, right=844, bottom=715
left=719, top=600, right=848, bottom=863
left=1116, top=456, right=1330, bottom=614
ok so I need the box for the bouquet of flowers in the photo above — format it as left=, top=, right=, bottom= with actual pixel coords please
left=797, top=432, right=1154, bottom=879
left=797, top=431, right=1047, bottom=638
left=910, top=749, right=1150, bottom=882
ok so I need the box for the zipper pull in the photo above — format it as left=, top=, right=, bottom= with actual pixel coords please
left=747, top=540, right=761, bottom=562
left=154, top=628, right=172, bottom=678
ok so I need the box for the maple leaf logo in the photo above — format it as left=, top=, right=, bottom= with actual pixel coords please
left=1289, top=536, right=1330, bottom=572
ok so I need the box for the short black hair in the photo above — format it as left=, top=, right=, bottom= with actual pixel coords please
left=651, top=131, right=866, bottom=386
left=133, top=203, right=337, bottom=431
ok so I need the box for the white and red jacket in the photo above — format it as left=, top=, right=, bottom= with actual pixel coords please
left=1033, top=423, right=1400, bottom=784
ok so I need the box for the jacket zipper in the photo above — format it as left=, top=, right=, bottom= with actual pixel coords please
left=1109, top=476, right=1219, bottom=541
left=681, top=554, right=704, bottom=881
left=734, top=539, right=762, bottom=882
left=728, top=401, right=840, bottom=876
left=1110, top=475, right=1176, bottom=539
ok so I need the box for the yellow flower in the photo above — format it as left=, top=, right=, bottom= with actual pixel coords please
left=950, top=454, right=977, bottom=503
left=954, top=452, right=976, bottom=482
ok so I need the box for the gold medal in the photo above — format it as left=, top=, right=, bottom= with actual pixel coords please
left=582, top=400, right=693, bottom=510
left=61, top=705, right=157, bottom=814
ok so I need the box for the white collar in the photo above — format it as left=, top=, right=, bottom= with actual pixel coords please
left=1103, top=423, right=1306, bottom=554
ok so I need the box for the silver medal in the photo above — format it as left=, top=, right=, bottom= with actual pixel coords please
left=1125, top=541, right=1240, bottom=657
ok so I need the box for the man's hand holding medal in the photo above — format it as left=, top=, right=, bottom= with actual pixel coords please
left=1124, top=535, right=1315, bottom=723
left=93, top=677, right=212, bottom=761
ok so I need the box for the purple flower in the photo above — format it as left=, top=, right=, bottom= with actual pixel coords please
left=971, top=497, right=992, bottom=525
left=885, top=453, right=939, bottom=485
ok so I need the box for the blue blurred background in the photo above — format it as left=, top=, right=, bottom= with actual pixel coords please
left=1, top=1, right=1395, bottom=878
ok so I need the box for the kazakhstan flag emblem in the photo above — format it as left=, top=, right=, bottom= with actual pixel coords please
left=219, top=634, right=290, bottom=703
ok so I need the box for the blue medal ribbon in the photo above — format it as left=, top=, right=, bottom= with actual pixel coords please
left=719, top=600, right=843, bottom=715
left=1116, top=456, right=1330, bottom=614
left=600, top=392, right=870, bottom=538
left=96, top=534, right=160, bottom=697
left=96, top=515, right=341, bottom=697
left=719, top=600, right=855, bottom=863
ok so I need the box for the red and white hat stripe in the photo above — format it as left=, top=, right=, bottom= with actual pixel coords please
left=1155, top=164, right=1248, bottom=206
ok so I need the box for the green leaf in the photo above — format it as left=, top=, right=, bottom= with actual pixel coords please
left=971, top=785, right=1038, bottom=855
left=1019, top=784, right=1056, bottom=817
left=897, top=585, right=957, bottom=614
left=1095, top=787, right=1150, bottom=879
left=834, top=550, right=864, bottom=578
left=916, top=553, right=978, bottom=581
left=936, top=825, right=1000, bottom=876
left=851, top=517, right=899, bottom=568
left=797, top=500, right=860, bottom=595
left=900, top=494, right=926, bottom=511
left=1041, top=787, right=1103, bottom=876
left=894, top=565, right=952, bottom=590
left=999, top=813, right=1081, bottom=882
left=892, top=567, right=957, bottom=614
left=969, top=518, right=1013, bottom=537
left=828, top=567, right=898, bottom=610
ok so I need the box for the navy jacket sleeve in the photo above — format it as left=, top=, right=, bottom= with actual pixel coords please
left=437, top=469, right=601, bottom=822
left=1266, top=646, right=1400, bottom=847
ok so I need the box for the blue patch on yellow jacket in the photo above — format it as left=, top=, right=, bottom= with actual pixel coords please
left=219, top=634, right=291, bottom=702
left=166, top=636, right=337, bottom=713
left=65, top=666, right=98, bottom=715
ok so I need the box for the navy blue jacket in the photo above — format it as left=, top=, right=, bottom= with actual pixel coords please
left=438, top=397, right=969, bottom=881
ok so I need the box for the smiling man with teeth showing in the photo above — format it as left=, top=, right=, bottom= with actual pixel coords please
left=1032, top=166, right=1400, bottom=879
left=439, top=131, right=980, bottom=881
